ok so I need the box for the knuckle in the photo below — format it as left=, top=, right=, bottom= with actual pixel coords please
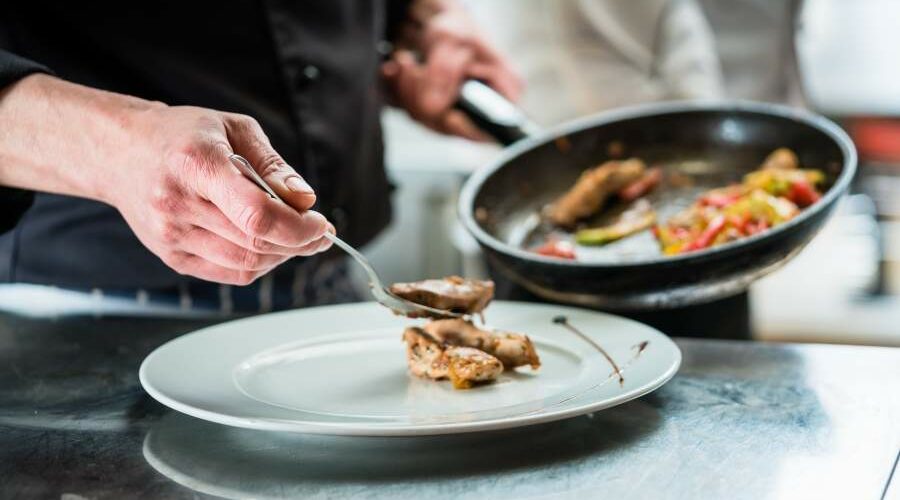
left=150, top=185, right=183, bottom=214
left=238, top=248, right=264, bottom=270
left=250, top=236, right=273, bottom=253
left=258, top=153, right=286, bottom=177
left=167, top=144, right=212, bottom=180
left=156, top=220, right=183, bottom=245
left=238, top=205, right=275, bottom=237
left=232, top=113, right=260, bottom=130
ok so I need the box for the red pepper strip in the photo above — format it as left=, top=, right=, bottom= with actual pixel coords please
left=534, top=239, right=576, bottom=260
left=699, top=192, right=742, bottom=208
left=685, top=215, right=727, bottom=251
left=787, top=179, right=821, bottom=208
left=747, top=220, right=770, bottom=235
left=618, top=167, right=663, bottom=202
left=729, top=214, right=750, bottom=233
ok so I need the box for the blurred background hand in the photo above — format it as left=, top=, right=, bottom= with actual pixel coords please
left=382, top=0, right=523, bottom=141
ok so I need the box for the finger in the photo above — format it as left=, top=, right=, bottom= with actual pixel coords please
left=381, top=59, right=400, bottom=79
left=189, top=199, right=304, bottom=256
left=295, top=232, right=334, bottom=257
left=421, top=42, right=473, bottom=117
left=167, top=251, right=266, bottom=286
left=180, top=225, right=289, bottom=272
left=435, top=110, right=492, bottom=142
left=392, top=51, right=425, bottom=115
left=223, top=114, right=317, bottom=212
left=293, top=222, right=334, bottom=257
left=467, top=61, right=524, bottom=103
left=200, top=145, right=330, bottom=247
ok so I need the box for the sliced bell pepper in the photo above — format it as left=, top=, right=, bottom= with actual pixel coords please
left=575, top=210, right=656, bottom=246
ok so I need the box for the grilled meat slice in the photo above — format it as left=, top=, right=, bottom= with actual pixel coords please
left=402, top=327, right=502, bottom=389
left=548, top=158, right=646, bottom=227
left=424, top=319, right=541, bottom=370
left=445, top=347, right=504, bottom=390
left=389, top=276, right=494, bottom=318
left=403, top=327, right=449, bottom=379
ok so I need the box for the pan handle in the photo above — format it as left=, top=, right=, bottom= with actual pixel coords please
left=455, top=80, right=541, bottom=146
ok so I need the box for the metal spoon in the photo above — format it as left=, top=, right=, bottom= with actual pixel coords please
left=228, top=154, right=462, bottom=318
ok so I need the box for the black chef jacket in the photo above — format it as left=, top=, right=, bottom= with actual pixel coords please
left=0, top=1, right=401, bottom=288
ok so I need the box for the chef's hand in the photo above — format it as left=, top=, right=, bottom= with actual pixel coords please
left=382, top=0, right=522, bottom=141
left=0, top=74, right=332, bottom=285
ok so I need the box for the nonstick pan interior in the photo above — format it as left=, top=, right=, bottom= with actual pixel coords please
left=460, top=101, right=855, bottom=309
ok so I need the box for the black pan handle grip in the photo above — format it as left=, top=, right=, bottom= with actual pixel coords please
left=455, top=80, right=541, bottom=146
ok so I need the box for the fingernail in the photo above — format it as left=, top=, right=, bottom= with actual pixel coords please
left=286, top=176, right=313, bottom=193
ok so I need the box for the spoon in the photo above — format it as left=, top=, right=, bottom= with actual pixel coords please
left=228, top=154, right=463, bottom=318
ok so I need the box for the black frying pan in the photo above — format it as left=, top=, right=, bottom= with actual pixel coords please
left=455, top=82, right=857, bottom=310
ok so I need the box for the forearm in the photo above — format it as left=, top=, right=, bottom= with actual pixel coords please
left=0, top=73, right=162, bottom=204
left=0, top=72, right=333, bottom=285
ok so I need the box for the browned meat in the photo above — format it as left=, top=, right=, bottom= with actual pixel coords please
left=548, top=158, right=646, bottom=227
left=389, top=276, right=494, bottom=318
left=402, top=327, right=449, bottom=379
left=445, top=347, right=504, bottom=389
left=424, top=319, right=541, bottom=370
left=760, top=147, right=799, bottom=170
left=402, top=327, right=502, bottom=389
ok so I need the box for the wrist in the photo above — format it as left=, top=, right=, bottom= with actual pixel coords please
left=0, top=73, right=165, bottom=205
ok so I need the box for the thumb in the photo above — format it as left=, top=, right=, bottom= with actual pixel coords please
left=224, top=114, right=317, bottom=211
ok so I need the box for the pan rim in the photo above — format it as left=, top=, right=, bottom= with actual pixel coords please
left=458, top=99, right=857, bottom=270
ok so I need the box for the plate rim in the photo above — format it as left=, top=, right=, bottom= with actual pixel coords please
left=139, top=301, right=682, bottom=436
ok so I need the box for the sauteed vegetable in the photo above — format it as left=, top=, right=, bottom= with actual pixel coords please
left=530, top=147, right=825, bottom=259
left=654, top=148, right=825, bottom=255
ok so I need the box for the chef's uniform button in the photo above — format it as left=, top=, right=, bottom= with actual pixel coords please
left=302, top=65, right=320, bottom=81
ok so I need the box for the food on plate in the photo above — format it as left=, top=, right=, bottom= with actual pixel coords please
left=654, top=148, right=824, bottom=255
left=403, top=327, right=503, bottom=389
left=445, top=347, right=505, bottom=389
left=575, top=199, right=656, bottom=246
left=532, top=237, right=576, bottom=260
left=403, top=327, right=448, bottom=380
left=389, top=276, right=494, bottom=318
left=395, top=285, right=542, bottom=390
left=424, top=318, right=541, bottom=370
left=548, top=158, right=646, bottom=227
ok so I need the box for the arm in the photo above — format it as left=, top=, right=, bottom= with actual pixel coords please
left=0, top=73, right=332, bottom=285
left=381, top=0, right=523, bottom=140
left=0, top=49, right=51, bottom=233
left=656, top=0, right=724, bottom=100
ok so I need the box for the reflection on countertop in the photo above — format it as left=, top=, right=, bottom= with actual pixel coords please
left=2, top=308, right=897, bottom=499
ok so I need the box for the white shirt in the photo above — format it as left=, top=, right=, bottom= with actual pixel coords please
left=467, top=0, right=724, bottom=125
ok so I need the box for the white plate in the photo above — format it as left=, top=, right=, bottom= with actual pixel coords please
left=140, top=301, right=680, bottom=436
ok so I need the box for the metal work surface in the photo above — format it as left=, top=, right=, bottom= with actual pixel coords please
left=1, top=311, right=898, bottom=499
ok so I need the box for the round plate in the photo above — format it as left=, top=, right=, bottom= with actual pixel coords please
left=140, top=301, right=680, bottom=436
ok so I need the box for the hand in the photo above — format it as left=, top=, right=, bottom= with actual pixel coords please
left=382, top=0, right=522, bottom=141
left=109, top=106, right=334, bottom=285
left=0, top=75, right=332, bottom=285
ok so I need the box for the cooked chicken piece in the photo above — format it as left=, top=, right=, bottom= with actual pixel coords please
left=403, top=327, right=449, bottom=379
left=445, top=347, right=504, bottom=389
left=424, top=319, right=541, bottom=370
left=389, top=276, right=494, bottom=318
left=402, top=327, right=502, bottom=389
left=548, top=158, right=646, bottom=227
left=760, top=148, right=799, bottom=170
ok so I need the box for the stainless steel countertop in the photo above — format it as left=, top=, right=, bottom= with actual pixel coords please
left=1, top=311, right=898, bottom=499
